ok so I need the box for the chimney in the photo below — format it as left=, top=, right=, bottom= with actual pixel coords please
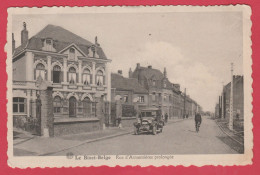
left=21, top=22, right=28, bottom=46
left=129, top=68, right=133, bottom=78
left=164, top=67, right=167, bottom=78
left=136, top=63, right=140, bottom=69
left=148, top=65, right=152, bottom=69
left=118, top=70, right=122, bottom=75
left=95, top=36, right=100, bottom=46
left=12, top=33, right=15, bottom=54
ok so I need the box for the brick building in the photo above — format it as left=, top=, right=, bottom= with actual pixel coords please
left=12, top=23, right=111, bottom=136
left=111, top=70, right=148, bottom=108
left=130, top=63, right=199, bottom=118
left=222, top=75, right=244, bottom=121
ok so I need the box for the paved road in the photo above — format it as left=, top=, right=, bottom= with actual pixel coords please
left=51, top=117, right=237, bottom=156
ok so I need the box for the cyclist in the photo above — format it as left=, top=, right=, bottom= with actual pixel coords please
left=195, top=112, right=202, bottom=132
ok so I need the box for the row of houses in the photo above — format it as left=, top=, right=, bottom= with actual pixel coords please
left=111, top=65, right=202, bottom=119
left=12, top=23, right=201, bottom=136
left=215, top=75, right=244, bottom=129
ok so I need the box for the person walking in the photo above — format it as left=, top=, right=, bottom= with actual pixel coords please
left=116, top=99, right=122, bottom=128
left=195, top=112, right=202, bottom=132
left=164, top=113, right=168, bottom=123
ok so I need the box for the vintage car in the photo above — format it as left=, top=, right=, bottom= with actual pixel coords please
left=133, top=108, right=164, bottom=135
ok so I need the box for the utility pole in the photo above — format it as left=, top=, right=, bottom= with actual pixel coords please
left=229, top=63, right=234, bottom=130
left=184, top=88, right=186, bottom=116
left=221, top=82, right=224, bottom=119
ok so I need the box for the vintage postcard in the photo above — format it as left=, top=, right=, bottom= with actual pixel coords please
left=6, top=5, right=252, bottom=168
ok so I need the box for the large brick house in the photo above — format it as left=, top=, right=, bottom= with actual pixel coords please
left=130, top=63, right=200, bottom=118
left=111, top=70, right=148, bottom=109
left=12, top=23, right=111, bottom=136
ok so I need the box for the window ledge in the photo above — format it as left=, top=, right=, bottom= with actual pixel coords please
left=13, top=113, right=27, bottom=116
left=54, top=117, right=99, bottom=124
left=121, top=117, right=136, bottom=120
left=83, top=86, right=92, bottom=90
left=68, top=85, right=77, bottom=89
left=52, top=83, right=62, bottom=87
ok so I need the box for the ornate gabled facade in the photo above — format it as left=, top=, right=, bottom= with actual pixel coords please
left=12, top=23, right=111, bottom=135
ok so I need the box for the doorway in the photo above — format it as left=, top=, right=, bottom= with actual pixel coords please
left=69, top=96, right=77, bottom=117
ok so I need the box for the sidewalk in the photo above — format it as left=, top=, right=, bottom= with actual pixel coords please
left=14, top=117, right=185, bottom=156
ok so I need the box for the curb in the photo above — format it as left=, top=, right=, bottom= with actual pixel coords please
left=39, top=129, right=134, bottom=156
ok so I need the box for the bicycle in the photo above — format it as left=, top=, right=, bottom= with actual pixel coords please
left=195, top=121, right=201, bottom=132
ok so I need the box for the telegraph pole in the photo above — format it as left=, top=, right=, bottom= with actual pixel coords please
left=221, top=82, right=224, bottom=119
left=229, top=63, right=234, bottom=130
left=184, top=88, right=186, bottom=117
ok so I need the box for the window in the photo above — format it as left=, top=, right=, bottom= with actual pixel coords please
left=46, top=39, right=52, bottom=45
left=13, top=97, right=26, bottom=113
left=69, top=48, right=75, bottom=60
left=152, top=80, right=156, bottom=86
left=164, top=94, right=167, bottom=101
left=96, top=70, right=104, bottom=86
left=53, top=96, right=62, bottom=113
left=152, top=93, right=156, bottom=101
left=83, top=68, right=91, bottom=85
left=53, top=65, right=61, bottom=83
left=163, top=81, right=167, bottom=88
left=35, top=63, right=46, bottom=80
left=123, top=95, right=128, bottom=103
left=138, top=96, right=145, bottom=103
left=68, top=67, right=77, bottom=84
left=83, top=97, right=92, bottom=117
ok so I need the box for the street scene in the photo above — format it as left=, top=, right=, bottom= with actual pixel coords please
left=14, top=117, right=240, bottom=156
left=10, top=6, right=247, bottom=159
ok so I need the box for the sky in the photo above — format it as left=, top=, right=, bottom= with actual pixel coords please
left=12, top=11, right=243, bottom=112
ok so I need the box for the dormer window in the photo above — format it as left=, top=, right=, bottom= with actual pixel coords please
left=42, top=38, right=56, bottom=52
left=69, top=48, right=75, bottom=60
left=46, top=38, right=52, bottom=45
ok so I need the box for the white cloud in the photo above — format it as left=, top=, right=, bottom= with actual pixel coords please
left=134, top=41, right=222, bottom=112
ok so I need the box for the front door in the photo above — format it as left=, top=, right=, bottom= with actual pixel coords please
left=69, top=97, right=77, bottom=117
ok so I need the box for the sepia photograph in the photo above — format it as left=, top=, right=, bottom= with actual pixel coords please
left=7, top=5, right=252, bottom=167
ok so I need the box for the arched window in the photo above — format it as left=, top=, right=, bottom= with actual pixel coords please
left=13, top=97, right=26, bottom=113
left=35, top=63, right=46, bottom=80
left=96, top=70, right=104, bottom=86
left=83, top=97, right=92, bottom=117
left=152, top=80, right=156, bottom=86
left=53, top=65, right=62, bottom=83
left=82, top=68, right=91, bottom=85
left=68, top=67, right=77, bottom=84
left=53, top=96, right=62, bottom=113
left=69, top=48, right=75, bottom=60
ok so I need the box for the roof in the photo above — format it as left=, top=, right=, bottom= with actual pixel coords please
left=13, top=24, right=107, bottom=59
left=132, top=66, right=164, bottom=81
left=223, top=75, right=243, bottom=92
left=111, top=73, right=148, bottom=94
left=132, top=66, right=177, bottom=90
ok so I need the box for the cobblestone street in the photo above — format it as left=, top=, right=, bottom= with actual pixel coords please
left=50, top=117, right=237, bottom=156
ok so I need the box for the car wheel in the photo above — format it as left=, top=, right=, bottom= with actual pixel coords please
left=152, top=126, right=157, bottom=135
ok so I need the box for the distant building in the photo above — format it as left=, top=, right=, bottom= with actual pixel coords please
left=130, top=63, right=199, bottom=118
left=222, top=75, right=244, bottom=121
